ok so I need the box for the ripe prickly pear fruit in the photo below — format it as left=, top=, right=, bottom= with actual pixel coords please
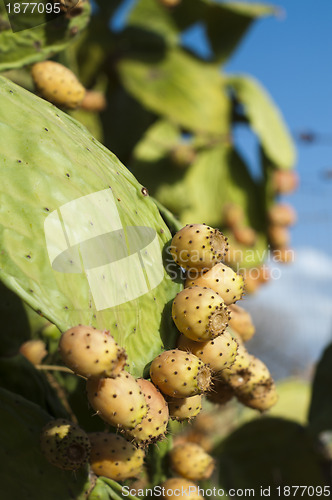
left=235, top=356, right=272, bottom=398
left=219, top=343, right=251, bottom=388
left=233, top=226, right=257, bottom=247
left=172, top=286, right=230, bottom=341
left=169, top=443, right=214, bottom=481
left=170, top=224, right=228, bottom=271
left=272, top=169, right=299, bottom=194
left=170, top=143, right=196, bottom=168
left=161, top=478, right=204, bottom=499
left=81, top=90, right=107, bottom=112
left=186, top=263, right=244, bottom=305
left=206, top=379, right=234, bottom=405
left=150, top=350, right=211, bottom=398
left=228, top=304, right=255, bottom=342
left=268, top=203, right=297, bottom=226
left=59, top=325, right=127, bottom=379
left=168, top=394, right=202, bottom=421
left=31, top=61, right=85, bottom=109
left=257, top=265, right=270, bottom=284
left=223, top=203, right=244, bottom=229
left=124, top=379, right=169, bottom=447
left=40, top=418, right=90, bottom=470
left=242, top=270, right=260, bottom=295
left=177, top=331, right=238, bottom=373
left=237, top=382, right=278, bottom=412
left=268, top=225, right=290, bottom=248
left=89, top=432, right=145, bottom=481
left=19, top=339, right=47, bottom=365
left=86, top=372, right=148, bottom=430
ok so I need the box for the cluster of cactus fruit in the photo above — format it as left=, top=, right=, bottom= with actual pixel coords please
left=39, top=223, right=277, bottom=489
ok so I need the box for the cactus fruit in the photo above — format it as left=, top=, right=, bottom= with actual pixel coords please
left=256, top=265, right=271, bottom=284
left=237, top=382, right=278, bottom=412
left=242, top=270, right=260, bottom=295
left=31, top=61, right=85, bottom=109
left=272, top=169, right=299, bottom=194
left=186, top=263, right=244, bottom=305
left=228, top=304, right=255, bottom=342
left=40, top=418, right=90, bottom=470
left=150, top=350, right=212, bottom=398
left=80, top=90, right=107, bottom=112
left=268, top=225, right=290, bottom=248
left=59, top=326, right=127, bottom=379
left=89, top=432, right=145, bottom=481
left=158, top=0, right=182, bottom=7
left=177, top=331, right=238, bottom=373
left=172, top=286, right=230, bottom=341
left=170, top=224, right=228, bottom=271
left=223, top=203, right=244, bottom=229
left=233, top=226, right=257, bottom=247
left=161, top=478, right=204, bottom=499
left=206, top=379, right=234, bottom=405
left=19, top=339, right=47, bottom=365
left=86, top=372, right=148, bottom=429
left=169, top=443, right=214, bottom=481
left=268, top=203, right=297, bottom=226
left=170, top=143, right=196, bottom=168
left=235, top=356, right=272, bottom=398
left=168, top=395, right=202, bottom=421
left=124, top=379, right=169, bottom=446
left=219, top=343, right=251, bottom=388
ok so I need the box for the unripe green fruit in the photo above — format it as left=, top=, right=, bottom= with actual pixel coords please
left=86, top=372, right=148, bottom=430
left=31, top=61, right=85, bottom=109
left=161, top=478, right=203, bottom=499
left=150, top=349, right=211, bottom=398
left=228, top=304, right=255, bottom=342
left=40, top=418, right=90, bottom=470
left=186, top=262, right=244, bottom=305
left=168, top=394, right=202, bottom=421
left=59, top=325, right=127, bottom=379
left=19, top=339, right=47, bottom=365
left=124, top=379, right=169, bottom=447
left=206, top=379, right=234, bottom=405
left=89, top=432, right=145, bottom=481
left=170, top=224, right=228, bottom=271
left=177, top=331, right=238, bottom=372
left=172, top=286, right=230, bottom=341
left=169, top=443, right=214, bottom=481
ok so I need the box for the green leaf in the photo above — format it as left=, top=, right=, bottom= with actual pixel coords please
left=308, top=343, right=332, bottom=435
left=228, top=74, right=296, bottom=169
left=0, top=0, right=91, bottom=71
left=0, top=76, right=182, bottom=378
left=118, top=47, right=230, bottom=134
left=0, top=354, right=69, bottom=418
left=204, top=1, right=276, bottom=63
left=133, top=118, right=180, bottom=163
left=215, top=417, right=328, bottom=494
left=0, top=388, right=91, bottom=499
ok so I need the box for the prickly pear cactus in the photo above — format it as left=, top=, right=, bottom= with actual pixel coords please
left=0, top=75, right=181, bottom=376
left=0, top=0, right=91, bottom=71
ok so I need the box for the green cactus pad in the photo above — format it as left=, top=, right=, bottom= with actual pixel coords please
left=0, top=388, right=91, bottom=499
left=0, top=0, right=91, bottom=72
left=0, top=76, right=182, bottom=377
